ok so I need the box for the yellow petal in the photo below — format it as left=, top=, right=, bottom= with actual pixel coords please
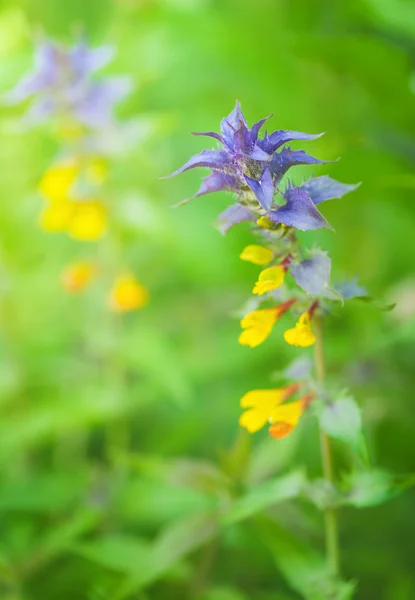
left=67, top=201, right=107, bottom=241
left=240, top=389, right=285, bottom=410
left=61, top=261, right=96, bottom=293
left=39, top=160, right=79, bottom=203
left=239, top=407, right=269, bottom=433
left=252, top=265, right=285, bottom=295
left=238, top=326, right=272, bottom=348
left=39, top=201, right=74, bottom=232
left=240, top=308, right=279, bottom=330
left=109, top=275, right=149, bottom=313
left=269, top=400, right=304, bottom=439
left=283, top=312, right=316, bottom=347
left=240, top=245, right=273, bottom=266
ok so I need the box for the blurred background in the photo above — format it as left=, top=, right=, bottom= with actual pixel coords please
left=0, top=0, right=415, bottom=598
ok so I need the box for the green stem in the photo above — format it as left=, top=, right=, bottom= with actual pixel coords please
left=314, top=315, right=340, bottom=578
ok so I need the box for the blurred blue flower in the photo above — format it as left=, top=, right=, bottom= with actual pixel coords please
left=6, top=37, right=131, bottom=128
left=169, top=101, right=359, bottom=231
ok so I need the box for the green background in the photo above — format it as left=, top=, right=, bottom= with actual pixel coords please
left=0, top=0, right=414, bottom=598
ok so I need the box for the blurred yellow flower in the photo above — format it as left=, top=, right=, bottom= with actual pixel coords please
left=252, top=265, right=286, bottom=295
left=40, top=199, right=107, bottom=241
left=39, top=160, right=79, bottom=203
left=67, top=201, right=107, bottom=241
left=40, top=201, right=75, bottom=232
left=239, top=244, right=273, bottom=266
left=61, top=261, right=96, bottom=293
left=239, top=384, right=303, bottom=437
left=108, top=275, right=149, bottom=313
left=284, top=312, right=316, bottom=347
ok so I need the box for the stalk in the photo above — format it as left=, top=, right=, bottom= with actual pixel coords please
left=314, top=314, right=340, bottom=577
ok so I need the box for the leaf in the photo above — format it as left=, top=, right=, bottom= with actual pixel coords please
left=257, top=516, right=356, bottom=600
left=318, top=395, right=362, bottom=448
left=290, top=251, right=340, bottom=300
left=115, top=512, right=218, bottom=598
left=343, top=470, right=396, bottom=508
left=71, top=534, right=151, bottom=574
left=223, top=470, right=304, bottom=525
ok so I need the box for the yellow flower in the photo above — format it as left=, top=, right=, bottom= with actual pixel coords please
left=39, top=201, right=75, bottom=232
left=38, top=160, right=80, bottom=203
left=61, top=261, right=96, bottom=293
left=252, top=265, right=286, bottom=295
left=108, top=275, right=149, bottom=313
left=239, top=299, right=296, bottom=348
left=239, top=384, right=303, bottom=437
left=67, top=201, right=108, bottom=241
left=240, top=245, right=273, bottom=266
left=239, top=308, right=280, bottom=348
left=284, top=312, right=316, bottom=347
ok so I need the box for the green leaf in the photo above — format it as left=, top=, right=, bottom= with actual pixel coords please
left=257, top=516, right=356, bottom=600
left=115, top=512, right=218, bottom=598
left=70, top=534, right=151, bottom=574
left=319, top=395, right=362, bottom=448
left=223, top=470, right=305, bottom=525
left=343, top=470, right=395, bottom=508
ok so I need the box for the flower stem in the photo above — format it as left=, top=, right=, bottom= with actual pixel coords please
left=314, top=315, right=340, bottom=577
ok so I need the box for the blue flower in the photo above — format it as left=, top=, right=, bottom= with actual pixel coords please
left=6, top=37, right=131, bottom=128
left=169, top=101, right=359, bottom=232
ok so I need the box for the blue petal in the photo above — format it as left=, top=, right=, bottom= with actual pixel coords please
left=334, top=278, right=368, bottom=299
left=299, top=176, right=360, bottom=205
left=260, top=130, right=324, bottom=153
left=270, top=148, right=329, bottom=181
left=291, top=252, right=339, bottom=299
left=70, top=40, right=114, bottom=75
left=269, top=187, right=331, bottom=231
left=248, top=144, right=272, bottom=161
left=192, top=131, right=225, bottom=144
left=216, top=203, right=254, bottom=234
left=165, top=149, right=231, bottom=178
left=244, top=166, right=274, bottom=210
left=250, top=114, right=272, bottom=144
left=220, top=101, right=251, bottom=152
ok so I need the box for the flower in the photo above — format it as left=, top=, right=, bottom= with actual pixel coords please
left=108, top=275, right=149, bottom=313
left=38, top=158, right=108, bottom=240
left=239, top=299, right=295, bottom=348
left=168, top=101, right=359, bottom=232
left=239, top=384, right=306, bottom=438
left=284, top=312, right=316, bottom=347
left=6, top=37, right=131, bottom=128
left=61, top=261, right=96, bottom=293
left=252, top=265, right=286, bottom=295
left=38, top=159, right=79, bottom=203
left=240, top=245, right=273, bottom=266
left=40, top=199, right=107, bottom=241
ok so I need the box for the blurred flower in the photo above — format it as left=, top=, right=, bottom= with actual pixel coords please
left=239, top=299, right=296, bottom=348
left=169, top=101, right=358, bottom=232
left=6, top=37, right=131, bottom=128
left=38, top=158, right=109, bottom=240
left=239, top=244, right=273, bottom=265
left=252, top=265, right=286, bottom=295
left=40, top=199, right=108, bottom=241
left=108, top=275, right=149, bottom=312
left=239, top=384, right=307, bottom=438
left=284, top=312, right=316, bottom=347
left=61, top=261, right=96, bottom=293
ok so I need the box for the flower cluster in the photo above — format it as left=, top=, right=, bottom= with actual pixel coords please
left=170, top=101, right=365, bottom=438
left=8, top=37, right=147, bottom=312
